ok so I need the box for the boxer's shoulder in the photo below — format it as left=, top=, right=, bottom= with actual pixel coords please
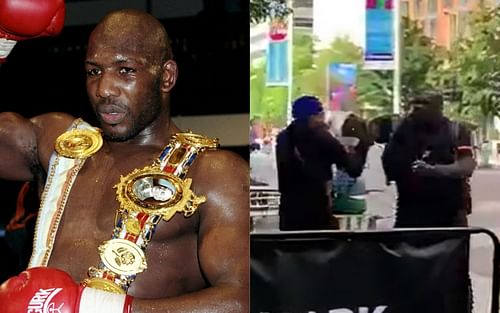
left=189, top=149, right=249, bottom=218
left=30, top=112, right=75, bottom=132
left=190, top=149, right=248, bottom=182
left=30, top=112, right=77, bottom=169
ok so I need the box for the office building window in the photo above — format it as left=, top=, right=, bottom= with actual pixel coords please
left=428, top=0, right=437, bottom=14
left=415, top=0, right=423, bottom=16
left=458, top=10, right=469, bottom=37
left=449, top=13, right=457, bottom=44
left=401, top=1, right=409, bottom=17
left=429, top=18, right=437, bottom=39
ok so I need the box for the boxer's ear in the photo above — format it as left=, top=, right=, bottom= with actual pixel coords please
left=161, top=60, right=178, bottom=92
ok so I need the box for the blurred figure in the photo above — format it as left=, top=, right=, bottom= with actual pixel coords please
left=361, top=118, right=398, bottom=227
left=5, top=181, right=39, bottom=273
left=276, top=96, right=369, bottom=230
left=327, top=110, right=373, bottom=216
left=250, top=116, right=265, bottom=151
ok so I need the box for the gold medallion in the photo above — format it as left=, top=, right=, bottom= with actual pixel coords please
left=98, top=239, right=147, bottom=276
left=55, top=128, right=103, bottom=159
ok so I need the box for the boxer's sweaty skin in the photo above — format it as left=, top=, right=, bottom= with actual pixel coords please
left=0, top=9, right=248, bottom=313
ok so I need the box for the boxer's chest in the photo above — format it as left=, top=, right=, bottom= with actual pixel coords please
left=47, top=148, right=199, bottom=281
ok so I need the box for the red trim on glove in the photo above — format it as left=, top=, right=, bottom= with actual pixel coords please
left=124, top=295, right=134, bottom=313
left=75, top=286, right=85, bottom=313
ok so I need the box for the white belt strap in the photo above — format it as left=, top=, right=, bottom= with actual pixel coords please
left=28, top=119, right=98, bottom=268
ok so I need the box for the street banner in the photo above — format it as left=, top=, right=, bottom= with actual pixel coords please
left=364, top=0, right=394, bottom=70
left=266, top=18, right=289, bottom=86
left=328, top=63, right=357, bottom=111
left=251, top=230, right=471, bottom=313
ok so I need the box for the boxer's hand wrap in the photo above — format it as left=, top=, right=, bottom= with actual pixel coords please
left=0, top=267, right=133, bottom=313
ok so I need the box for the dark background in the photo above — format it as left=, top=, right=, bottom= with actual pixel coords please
left=0, top=0, right=249, bottom=281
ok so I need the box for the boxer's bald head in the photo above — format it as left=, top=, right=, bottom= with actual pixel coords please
left=85, top=9, right=178, bottom=142
left=89, top=9, right=172, bottom=66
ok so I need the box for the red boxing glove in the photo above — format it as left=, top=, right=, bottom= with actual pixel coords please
left=0, top=0, right=65, bottom=62
left=0, top=267, right=133, bottom=313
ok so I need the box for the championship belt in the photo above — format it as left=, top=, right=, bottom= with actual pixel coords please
left=29, top=119, right=103, bottom=268
left=81, top=132, right=218, bottom=294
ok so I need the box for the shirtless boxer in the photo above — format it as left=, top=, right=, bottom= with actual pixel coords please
left=0, top=2, right=249, bottom=313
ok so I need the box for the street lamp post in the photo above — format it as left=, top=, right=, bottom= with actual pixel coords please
left=392, top=0, right=402, bottom=116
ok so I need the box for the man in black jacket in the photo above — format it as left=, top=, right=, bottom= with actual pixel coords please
left=276, top=96, right=369, bottom=230
left=382, top=92, right=475, bottom=227
left=381, top=92, right=476, bottom=313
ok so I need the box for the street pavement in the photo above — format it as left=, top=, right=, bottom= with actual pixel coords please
left=469, top=168, right=500, bottom=313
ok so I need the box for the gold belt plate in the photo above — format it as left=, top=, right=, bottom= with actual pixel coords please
left=173, top=132, right=219, bottom=149
left=98, top=238, right=147, bottom=276
left=55, top=129, right=103, bottom=159
left=114, top=165, right=206, bottom=221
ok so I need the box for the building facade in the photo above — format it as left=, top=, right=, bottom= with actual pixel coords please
left=402, top=0, right=497, bottom=48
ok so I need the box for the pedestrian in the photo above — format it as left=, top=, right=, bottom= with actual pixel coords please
left=276, top=96, right=369, bottom=230
left=382, top=91, right=476, bottom=313
left=382, top=92, right=475, bottom=227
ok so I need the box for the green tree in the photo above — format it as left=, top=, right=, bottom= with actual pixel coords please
left=357, top=70, right=393, bottom=117
left=250, top=31, right=314, bottom=126
left=250, top=0, right=292, bottom=24
left=250, top=16, right=441, bottom=125
left=446, top=7, right=500, bottom=138
left=401, top=17, right=439, bottom=101
left=356, top=17, right=441, bottom=117
left=250, top=33, right=365, bottom=126
left=293, top=36, right=363, bottom=104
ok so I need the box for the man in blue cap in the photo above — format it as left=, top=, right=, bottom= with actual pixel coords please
left=275, top=96, right=369, bottom=230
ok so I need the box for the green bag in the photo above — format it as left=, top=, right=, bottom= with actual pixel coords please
left=332, top=169, right=366, bottom=215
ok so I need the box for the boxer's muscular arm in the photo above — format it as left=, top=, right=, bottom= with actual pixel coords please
left=132, top=150, right=249, bottom=313
left=0, top=112, right=40, bottom=180
left=0, top=0, right=67, bottom=178
left=0, top=112, right=74, bottom=181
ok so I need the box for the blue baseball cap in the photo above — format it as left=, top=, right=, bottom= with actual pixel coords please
left=292, top=96, right=324, bottom=120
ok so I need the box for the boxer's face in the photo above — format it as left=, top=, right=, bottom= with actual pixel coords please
left=85, top=30, right=165, bottom=142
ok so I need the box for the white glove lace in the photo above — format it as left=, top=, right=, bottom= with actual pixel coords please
left=0, top=38, right=17, bottom=58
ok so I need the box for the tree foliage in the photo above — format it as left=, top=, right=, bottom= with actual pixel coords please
left=250, top=0, right=292, bottom=24
left=250, top=16, right=443, bottom=126
left=450, top=7, right=500, bottom=136
left=425, top=6, right=500, bottom=137
left=401, top=17, right=441, bottom=101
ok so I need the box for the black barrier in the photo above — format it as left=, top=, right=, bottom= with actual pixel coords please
left=251, top=227, right=500, bottom=313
